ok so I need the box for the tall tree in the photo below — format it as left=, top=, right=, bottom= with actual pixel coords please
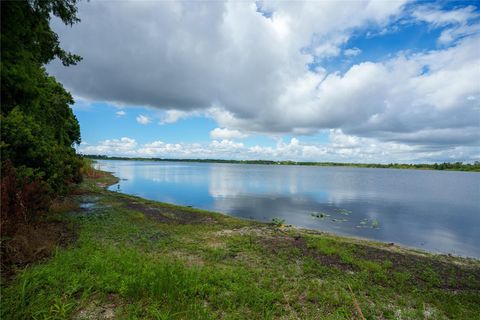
left=1, top=0, right=83, bottom=205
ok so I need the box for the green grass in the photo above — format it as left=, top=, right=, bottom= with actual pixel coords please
left=1, top=175, right=479, bottom=319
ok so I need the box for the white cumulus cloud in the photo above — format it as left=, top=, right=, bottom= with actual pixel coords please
left=81, top=137, right=137, bottom=155
left=210, top=128, right=248, bottom=140
left=412, top=4, right=480, bottom=45
left=160, top=110, right=191, bottom=124
left=48, top=0, right=480, bottom=161
left=79, top=134, right=479, bottom=163
left=344, top=47, right=362, bottom=57
left=136, top=114, right=151, bottom=125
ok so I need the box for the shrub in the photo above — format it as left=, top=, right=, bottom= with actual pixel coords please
left=1, top=160, right=52, bottom=238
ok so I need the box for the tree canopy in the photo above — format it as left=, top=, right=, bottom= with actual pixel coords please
left=1, top=0, right=83, bottom=228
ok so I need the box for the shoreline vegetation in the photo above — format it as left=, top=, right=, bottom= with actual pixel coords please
left=1, top=165, right=479, bottom=319
left=85, top=155, right=480, bottom=172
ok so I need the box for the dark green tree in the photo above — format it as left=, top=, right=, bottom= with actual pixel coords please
left=1, top=0, right=83, bottom=228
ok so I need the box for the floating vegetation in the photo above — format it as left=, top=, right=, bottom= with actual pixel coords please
left=271, top=217, right=286, bottom=227
left=311, top=212, right=330, bottom=219
left=333, top=208, right=352, bottom=215
left=356, top=218, right=380, bottom=229
left=312, top=209, right=352, bottom=223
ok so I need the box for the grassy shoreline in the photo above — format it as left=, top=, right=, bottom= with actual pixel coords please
left=1, top=170, right=479, bottom=319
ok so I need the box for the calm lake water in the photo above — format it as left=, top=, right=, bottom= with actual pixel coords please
left=95, top=160, right=480, bottom=258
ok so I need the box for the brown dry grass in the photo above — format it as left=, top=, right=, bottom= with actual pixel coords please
left=81, top=166, right=110, bottom=179
left=50, top=197, right=79, bottom=214
left=1, top=221, right=76, bottom=279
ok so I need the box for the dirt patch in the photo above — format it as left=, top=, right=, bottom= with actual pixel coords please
left=205, top=238, right=227, bottom=249
left=215, top=226, right=272, bottom=237
left=352, top=243, right=480, bottom=290
left=1, top=220, right=76, bottom=279
left=74, top=294, right=121, bottom=320
left=123, top=202, right=217, bottom=225
left=261, top=235, right=358, bottom=272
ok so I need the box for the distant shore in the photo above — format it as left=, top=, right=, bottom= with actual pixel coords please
left=85, top=155, right=480, bottom=172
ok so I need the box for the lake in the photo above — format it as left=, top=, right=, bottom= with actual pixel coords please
left=95, top=160, right=480, bottom=258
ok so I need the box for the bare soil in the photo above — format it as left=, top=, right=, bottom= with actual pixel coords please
left=1, top=220, right=76, bottom=280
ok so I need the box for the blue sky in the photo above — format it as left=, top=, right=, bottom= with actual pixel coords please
left=49, top=0, right=480, bottom=163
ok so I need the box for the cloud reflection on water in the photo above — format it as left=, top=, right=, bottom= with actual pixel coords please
left=99, top=160, right=480, bottom=258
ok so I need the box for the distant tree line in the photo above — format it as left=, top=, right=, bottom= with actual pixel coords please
left=1, top=0, right=83, bottom=235
left=85, top=155, right=480, bottom=172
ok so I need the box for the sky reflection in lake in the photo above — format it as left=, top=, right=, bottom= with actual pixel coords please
left=96, top=160, right=480, bottom=258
